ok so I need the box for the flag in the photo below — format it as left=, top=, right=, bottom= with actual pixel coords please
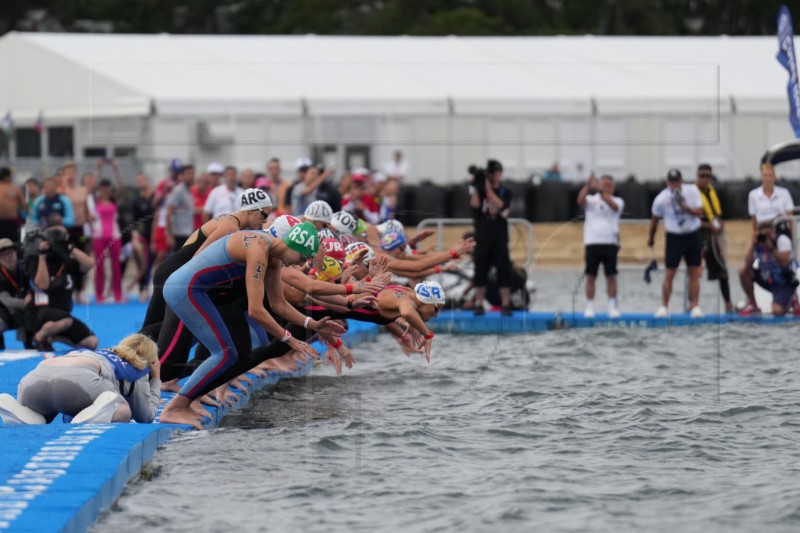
left=777, top=5, right=800, bottom=138
left=34, top=111, right=43, bottom=134
left=1, top=112, right=11, bottom=136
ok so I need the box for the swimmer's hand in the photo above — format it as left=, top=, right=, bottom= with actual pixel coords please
left=413, top=228, right=436, bottom=242
left=356, top=275, right=387, bottom=294
left=419, top=336, right=433, bottom=363
left=288, top=337, right=319, bottom=361
left=324, top=345, right=343, bottom=375
left=369, top=255, right=389, bottom=278
left=353, top=294, right=378, bottom=309
left=454, top=238, right=476, bottom=256
left=338, top=344, right=355, bottom=369
left=312, top=316, right=346, bottom=337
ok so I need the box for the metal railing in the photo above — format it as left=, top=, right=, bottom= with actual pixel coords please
left=415, top=217, right=535, bottom=276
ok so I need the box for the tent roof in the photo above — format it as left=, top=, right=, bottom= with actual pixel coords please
left=0, top=32, right=792, bottom=118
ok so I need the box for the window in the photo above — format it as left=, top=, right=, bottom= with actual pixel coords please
left=16, top=128, right=41, bottom=158
left=48, top=126, right=73, bottom=157
left=83, top=146, right=107, bottom=158
left=345, top=145, right=370, bottom=171
left=113, top=146, right=137, bottom=158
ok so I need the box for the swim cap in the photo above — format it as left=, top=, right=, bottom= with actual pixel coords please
left=414, top=281, right=446, bottom=306
left=266, top=214, right=301, bottom=239
left=318, top=228, right=337, bottom=241
left=331, top=211, right=358, bottom=236
left=304, top=200, right=333, bottom=223
left=322, top=237, right=346, bottom=261
left=316, top=256, right=343, bottom=282
left=345, top=242, right=375, bottom=264
left=381, top=231, right=407, bottom=251
left=238, top=188, right=272, bottom=211
left=283, top=221, right=320, bottom=256
left=377, top=219, right=404, bottom=236
left=354, top=218, right=368, bottom=237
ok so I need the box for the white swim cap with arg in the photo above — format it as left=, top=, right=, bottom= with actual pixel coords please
left=238, top=188, right=272, bottom=211
left=304, top=200, right=333, bottom=223
left=414, top=281, right=446, bottom=306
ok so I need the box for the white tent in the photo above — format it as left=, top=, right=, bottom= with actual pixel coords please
left=0, top=32, right=795, bottom=182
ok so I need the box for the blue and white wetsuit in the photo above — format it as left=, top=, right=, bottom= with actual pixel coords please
left=163, top=234, right=248, bottom=400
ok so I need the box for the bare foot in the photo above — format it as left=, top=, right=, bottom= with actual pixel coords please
left=138, top=292, right=150, bottom=304
left=198, top=394, right=221, bottom=408
left=160, top=379, right=181, bottom=393
left=159, top=406, right=203, bottom=430
left=248, top=367, right=267, bottom=378
left=214, top=385, right=236, bottom=407
left=189, top=400, right=212, bottom=420
left=229, top=378, right=248, bottom=394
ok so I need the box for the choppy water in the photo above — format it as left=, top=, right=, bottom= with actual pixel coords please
left=94, top=270, right=800, bottom=533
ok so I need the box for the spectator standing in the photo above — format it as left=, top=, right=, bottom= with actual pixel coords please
left=648, top=169, right=705, bottom=318
left=30, top=177, right=74, bottom=229
left=24, top=178, right=40, bottom=214
left=89, top=180, right=123, bottom=303
left=342, top=172, right=380, bottom=224
left=206, top=162, right=224, bottom=189
left=191, top=172, right=211, bottom=230
left=695, top=163, right=733, bottom=313
left=383, top=150, right=410, bottom=182
left=267, top=158, right=289, bottom=214
left=128, top=173, right=154, bottom=303
left=203, top=165, right=243, bottom=221
left=239, top=168, right=256, bottom=190
left=0, top=168, right=25, bottom=242
left=578, top=174, right=624, bottom=318
left=469, top=159, right=513, bottom=316
left=542, top=162, right=563, bottom=181
left=748, top=163, right=794, bottom=236
left=166, top=165, right=195, bottom=250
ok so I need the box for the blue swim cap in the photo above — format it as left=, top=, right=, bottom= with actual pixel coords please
left=414, top=281, right=445, bottom=305
left=381, top=231, right=406, bottom=251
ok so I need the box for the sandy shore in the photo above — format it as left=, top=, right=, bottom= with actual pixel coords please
left=408, top=220, right=756, bottom=270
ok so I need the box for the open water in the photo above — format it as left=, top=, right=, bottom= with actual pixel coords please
left=93, top=269, right=800, bottom=532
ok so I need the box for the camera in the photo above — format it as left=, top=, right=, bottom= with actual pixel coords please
left=22, top=228, right=70, bottom=263
left=757, top=232, right=769, bottom=244
left=468, top=165, right=487, bottom=192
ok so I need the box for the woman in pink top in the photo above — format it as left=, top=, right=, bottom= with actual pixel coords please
left=91, top=180, right=123, bottom=303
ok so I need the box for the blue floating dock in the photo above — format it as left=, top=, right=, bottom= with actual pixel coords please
left=0, top=303, right=381, bottom=533
left=429, top=309, right=800, bottom=334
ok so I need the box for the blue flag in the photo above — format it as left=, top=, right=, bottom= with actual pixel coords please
left=777, top=5, right=800, bottom=138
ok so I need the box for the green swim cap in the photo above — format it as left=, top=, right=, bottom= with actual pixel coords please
left=283, top=221, right=320, bottom=256
left=355, top=218, right=368, bottom=236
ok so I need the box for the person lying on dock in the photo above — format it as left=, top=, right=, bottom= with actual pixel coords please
left=0, top=334, right=161, bottom=425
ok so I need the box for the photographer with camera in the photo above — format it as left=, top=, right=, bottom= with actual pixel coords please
left=648, top=169, right=705, bottom=318
left=468, top=159, right=513, bottom=316
left=738, top=221, right=798, bottom=316
left=23, top=227, right=97, bottom=351
left=0, top=239, right=31, bottom=349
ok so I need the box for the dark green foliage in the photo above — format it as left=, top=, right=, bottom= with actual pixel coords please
left=0, top=0, right=792, bottom=36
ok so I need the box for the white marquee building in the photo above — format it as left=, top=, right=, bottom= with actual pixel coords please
left=0, top=31, right=797, bottom=182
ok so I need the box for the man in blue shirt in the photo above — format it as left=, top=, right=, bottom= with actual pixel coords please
left=30, top=177, right=74, bottom=229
